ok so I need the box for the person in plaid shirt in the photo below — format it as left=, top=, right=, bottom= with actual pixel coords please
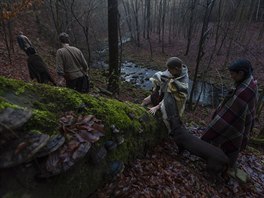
left=201, top=59, right=258, bottom=168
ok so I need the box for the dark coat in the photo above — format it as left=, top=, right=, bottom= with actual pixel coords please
left=163, top=92, right=229, bottom=175
left=27, top=54, right=56, bottom=85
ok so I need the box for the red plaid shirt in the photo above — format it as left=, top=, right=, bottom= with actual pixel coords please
left=202, top=75, right=257, bottom=155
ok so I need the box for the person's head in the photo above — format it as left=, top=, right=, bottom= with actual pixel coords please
left=26, top=47, right=36, bottom=56
left=59, top=32, right=70, bottom=44
left=166, top=57, right=183, bottom=77
left=228, top=59, right=253, bottom=83
left=18, top=31, right=23, bottom=35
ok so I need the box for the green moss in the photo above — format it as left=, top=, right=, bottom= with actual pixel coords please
left=0, top=97, right=21, bottom=111
left=0, top=76, right=167, bottom=198
left=0, top=77, right=25, bottom=90
left=15, top=85, right=26, bottom=95
left=24, top=109, right=58, bottom=135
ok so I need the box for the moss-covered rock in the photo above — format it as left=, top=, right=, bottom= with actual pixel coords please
left=0, top=76, right=167, bottom=198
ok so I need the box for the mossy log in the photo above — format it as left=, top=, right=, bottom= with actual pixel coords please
left=250, top=137, right=264, bottom=145
left=0, top=77, right=167, bottom=198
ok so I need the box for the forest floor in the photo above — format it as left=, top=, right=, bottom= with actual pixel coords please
left=0, top=16, right=264, bottom=197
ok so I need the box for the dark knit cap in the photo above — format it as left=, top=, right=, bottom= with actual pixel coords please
left=166, top=57, right=183, bottom=68
left=228, top=59, right=253, bottom=77
left=59, top=32, right=70, bottom=43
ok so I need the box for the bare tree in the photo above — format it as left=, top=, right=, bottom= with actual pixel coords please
left=107, top=0, right=120, bottom=94
left=122, top=0, right=134, bottom=40
left=1, top=20, right=12, bottom=64
left=48, top=0, right=62, bottom=34
left=70, top=0, right=102, bottom=67
left=161, top=0, right=168, bottom=53
left=188, top=0, right=216, bottom=110
left=157, top=0, right=163, bottom=42
left=131, top=0, right=141, bottom=47
left=258, top=22, right=264, bottom=39
left=146, top=0, right=151, bottom=39
left=184, top=0, right=197, bottom=56
left=255, top=0, right=261, bottom=21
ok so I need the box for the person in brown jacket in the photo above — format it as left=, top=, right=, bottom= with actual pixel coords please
left=56, top=32, right=89, bottom=93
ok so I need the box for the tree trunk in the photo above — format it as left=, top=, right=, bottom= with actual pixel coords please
left=161, top=0, right=167, bottom=53
left=158, top=0, right=163, bottom=42
left=1, top=20, right=12, bottom=64
left=146, top=0, right=151, bottom=39
left=258, top=22, right=264, bottom=39
left=188, top=0, right=216, bottom=110
left=142, top=0, right=146, bottom=39
left=184, top=0, right=197, bottom=56
left=122, top=0, right=134, bottom=40
left=48, top=0, right=61, bottom=34
left=131, top=0, right=140, bottom=47
left=256, top=0, right=261, bottom=21
left=70, top=0, right=91, bottom=67
left=7, top=20, right=14, bottom=53
left=107, top=0, right=120, bottom=94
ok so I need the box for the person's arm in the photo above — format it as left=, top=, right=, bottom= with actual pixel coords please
left=148, top=101, right=162, bottom=115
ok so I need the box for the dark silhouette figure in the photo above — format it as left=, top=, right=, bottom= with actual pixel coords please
left=27, top=47, right=56, bottom=85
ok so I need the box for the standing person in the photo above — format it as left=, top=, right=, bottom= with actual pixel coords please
left=27, top=47, right=56, bottom=85
left=201, top=59, right=258, bottom=170
left=17, top=32, right=33, bottom=55
left=142, top=57, right=189, bottom=131
left=56, top=32, right=90, bottom=93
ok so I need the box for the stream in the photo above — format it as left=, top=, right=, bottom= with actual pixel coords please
left=94, top=35, right=230, bottom=106
left=96, top=61, right=228, bottom=107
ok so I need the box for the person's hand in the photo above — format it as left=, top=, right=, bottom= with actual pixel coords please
left=148, top=105, right=160, bottom=115
left=57, top=77, right=65, bottom=87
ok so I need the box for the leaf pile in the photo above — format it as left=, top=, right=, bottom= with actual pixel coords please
left=94, top=127, right=264, bottom=197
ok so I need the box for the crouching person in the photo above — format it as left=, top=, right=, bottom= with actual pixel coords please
left=142, top=57, right=189, bottom=131
left=155, top=58, right=229, bottom=178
